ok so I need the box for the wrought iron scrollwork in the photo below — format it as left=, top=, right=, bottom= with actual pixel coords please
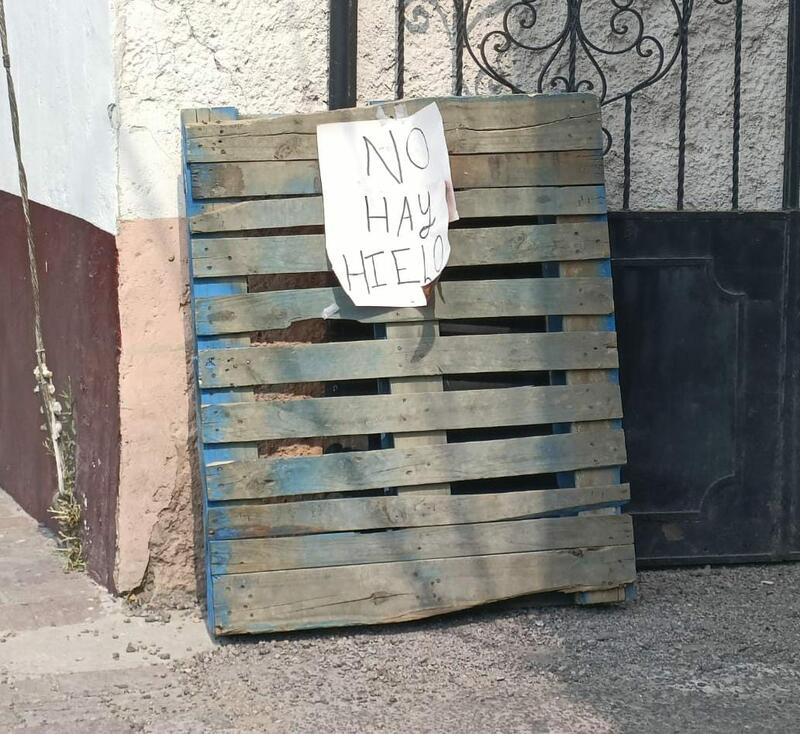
left=463, top=0, right=688, bottom=160
left=397, top=0, right=745, bottom=209
left=463, top=0, right=688, bottom=103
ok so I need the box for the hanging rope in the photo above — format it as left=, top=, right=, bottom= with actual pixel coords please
left=0, top=0, right=66, bottom=499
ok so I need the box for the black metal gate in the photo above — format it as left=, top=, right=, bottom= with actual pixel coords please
left=610, top=212, right=800, bottom=563
left=329, top=0, right=800, bottom=564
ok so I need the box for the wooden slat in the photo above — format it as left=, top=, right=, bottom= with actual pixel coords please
left=190, top=150, right=604, bottom=199
left=187, top=105, right=603, bottom=163
left=186, top=94, right=600, bottom=139
left=192, top=159, right=321, bottom=199
left=212, top=544, right=636, bottom=633
left=205, top=429, right=627, bottom=501
left=195, top=278, right=614, bottom=335
left=207, top=484, right=631, bottom=540
left=209, top=514, right=633, bottom=574
left=190, top=195, right=323, bottom=233
left=189, top=186, right=606, bottom=233
left=202, top=383, right=623, bottom=442
left=192, top=221, right=610, bottom=278
left=199, top=331, right=618, bottom=388
left=187, top=115, right=602, bottom=162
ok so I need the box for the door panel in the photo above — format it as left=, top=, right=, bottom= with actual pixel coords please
left=609, top=212, right=794, bottom=564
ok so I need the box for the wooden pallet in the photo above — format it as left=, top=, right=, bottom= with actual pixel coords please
left=181, top=94, right=636, bottom=636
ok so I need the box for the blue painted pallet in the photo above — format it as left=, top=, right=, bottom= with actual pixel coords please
left=181, top=94, right=636, bottom=635
left=182, top=106, right=260, bottom=635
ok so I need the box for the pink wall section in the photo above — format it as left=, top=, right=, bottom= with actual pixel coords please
left=115, top=217, right=200, bottom=598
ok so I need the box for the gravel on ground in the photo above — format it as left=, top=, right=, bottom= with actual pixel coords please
left=5, top=563, right=800, bottom=733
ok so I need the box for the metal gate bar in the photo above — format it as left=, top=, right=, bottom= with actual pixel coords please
left=331, top=0, right=798, bottom=211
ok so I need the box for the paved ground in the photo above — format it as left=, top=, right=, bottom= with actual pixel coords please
left=3, top=487, right=800, bottom=733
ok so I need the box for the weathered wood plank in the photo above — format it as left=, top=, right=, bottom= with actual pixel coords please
left=210, top=514, right=633, bottom=574
left=187, top=115, right=602, bottom=162
left=202, top=383, right=623, bottom=442
left=189, top=186, right=606, bottom=233
left=453, top=186, right=606, bottom=219
left=195, top=278, right=614, bottom=335
left=199, top=331, right=619, bottom=388
left=187, top=106, right=603, bottom=163
left=205, top=429, right=628, bottom=501
left=190, top=150, right=604, bottom=199
left=450, top=149, right=604, bottom=188
left=192, top=221, right=610, bottom=278
left=212, top=544, right=636, bottom=633
left=190, top=195, right=323, bottom=233
left=186, top=94, right=600, bottom=139
left=207, top=484, right=631, bottom=540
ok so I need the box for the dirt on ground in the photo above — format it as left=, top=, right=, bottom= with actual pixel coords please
left=5, top=562, right=800, bottom=733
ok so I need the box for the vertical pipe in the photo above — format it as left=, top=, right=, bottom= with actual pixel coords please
left=623, top=94, right=632, bottom=210
left=329, top=0, right=358, bottom=110
left=453, top=0, right=465, bottom=96
left=396, top=0, right=406, bottom=99
left=677, top=0, right=690, bottom=210
left=731, top=0, right=742, bottom=209
left=784, top=0, right=800, bottom=209
left=567, top=1, right=577, bottom=91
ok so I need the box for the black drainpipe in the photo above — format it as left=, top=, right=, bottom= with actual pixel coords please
left=329, top=0, right=358, bottom=110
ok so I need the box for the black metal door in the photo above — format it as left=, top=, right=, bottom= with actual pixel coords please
left=610, top=212, right=800, bottom=564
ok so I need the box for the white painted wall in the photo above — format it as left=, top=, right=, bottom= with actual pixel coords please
left=0, top=0, right=117, bottom=233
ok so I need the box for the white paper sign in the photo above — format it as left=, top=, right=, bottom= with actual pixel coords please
left=316, top=103, right=457, bottom=307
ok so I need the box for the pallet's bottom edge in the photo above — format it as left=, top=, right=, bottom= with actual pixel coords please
left=212, top=582, right=636, bottom=636
left=211, top=544, right=636, bottom=636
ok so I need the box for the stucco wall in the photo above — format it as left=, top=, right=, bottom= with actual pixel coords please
left=112, top=0, right=330, bottom=597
